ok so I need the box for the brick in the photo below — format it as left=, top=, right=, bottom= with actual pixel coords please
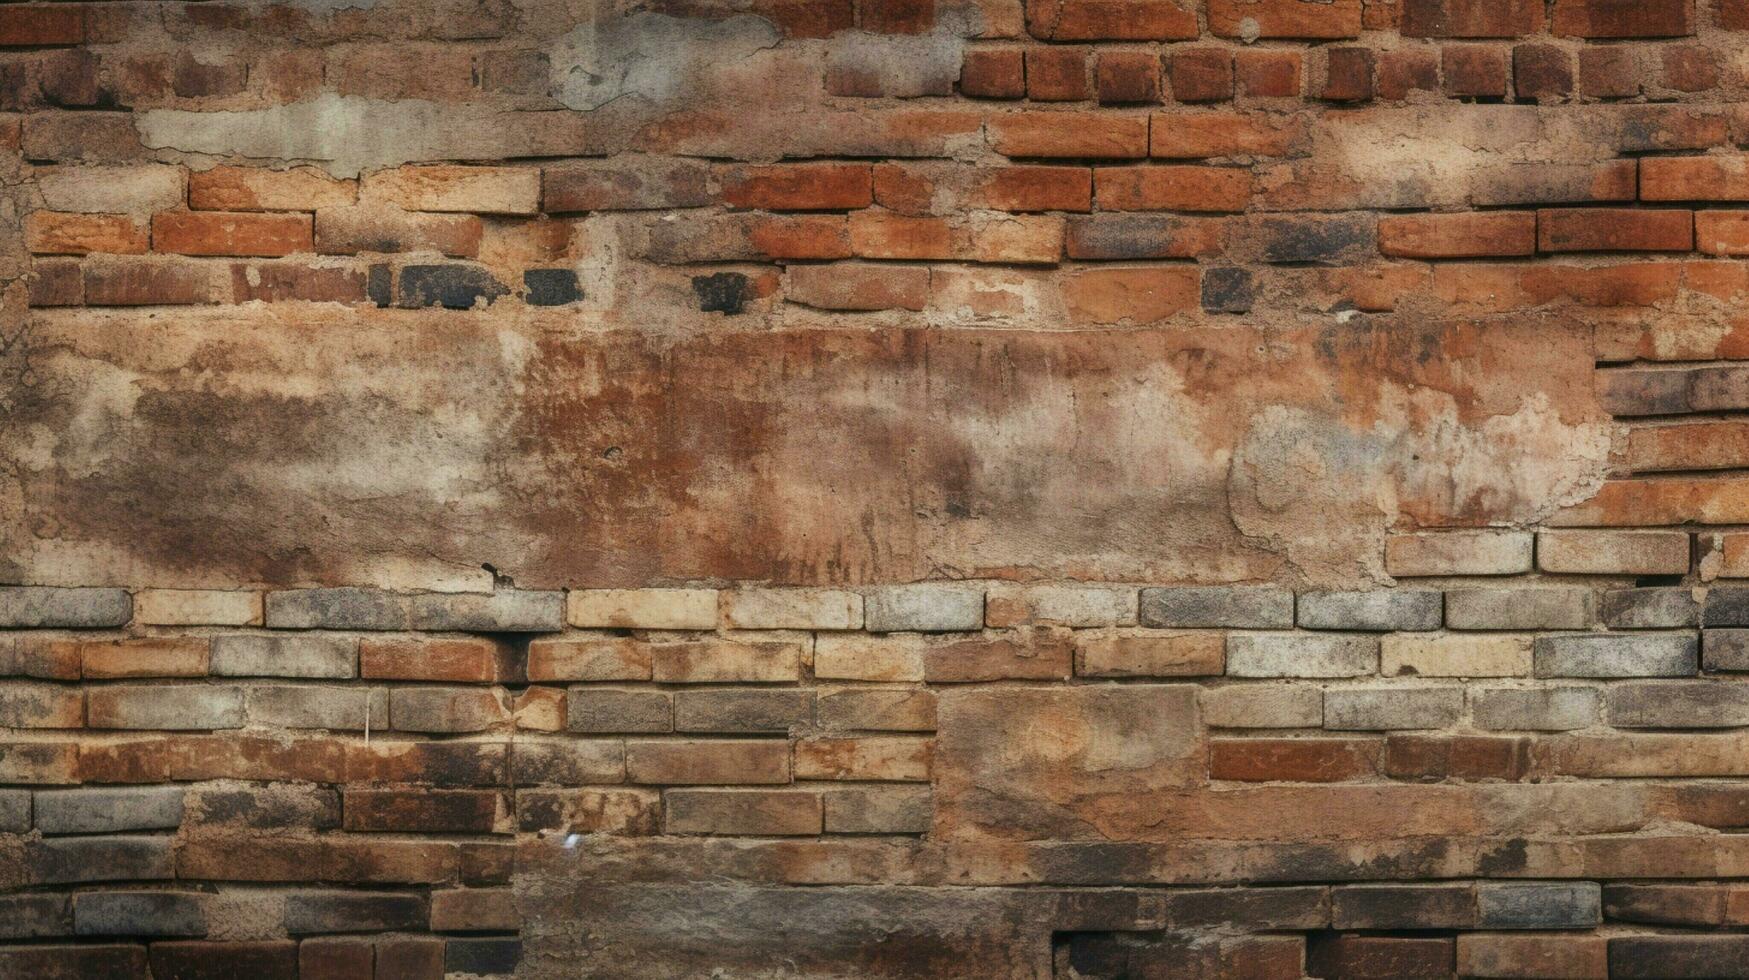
left=1385, top=734, right=1531, bottom=780
left=1537, top=529, right=1690, bottom=574
left=315, top=205, right=482, bottom=257
left=649, top=638, right=803, bottom=683
left=1165, top=887, right=1328, bottom=930
left=1536, top=208, right=1692, bottom=253
left=0, top=681, right=80, bottom=728
left=1445, top=588, right=1594, bottom=631
left=1470, top=161, right=1637, bottom=206
left=1402, top=0, right=1543, bottom=36
left=1096, top=50, right=1160, bottom=105
left=958, top=48, right=1025, bottom=99
left=1167, top=48, right=1233, bottom=103
left=1596, top=371, right=1690, bottom=417
left=988, top=112, right=1149, bottom=159
left=1441, top=44, right=1508, bottom=98
left=1630, top=420, right=1749, bottom=469
left=1457, top=933, right=1608, bottom=979
left=1027, top=0, right=1199, bottom=40
left=785, top=263, right=928, bottom=312
left=566, top=588, right=717, bottom=629
left=176, top=837, right=454, bottom=884
left=88, top=685, right=243, bottom=730
left=1600, top=587, right=1698, bottom=628
left=1064, top=214, right=1220, bottom=260
left=1379, top=212, right=1535, bottom=258
left=567, top=688, right=671, bottom=733
left=79, top=637, right=209, bottom=679
left=361, top=637, right=505, bottom=682
left=0, top=637, right=80, bottom=681
left=848, top=212, right=953, bottom=260
left=1610, top=936, right=1749, bottom=977
left=1094, top=165, right=1251, bottom=212
left=300, top=938, right=373, bottom=980
left=864, top=584, right=983, bottom=632
left=1704, top=629, right=1749, bottom=670
left=389, top=687, right=509, bottom=733
left=0, top=5, right=85, bottom=46
left=0, top=741, right=79, bottom=784
left=626, top=739, right=790, bottom=785
left=0, top=945, right=147, bottom=978
left=1210, top=737, right=1378, bottom=782
left=431, top=888, right=518, bottom=932
left=344, top=739, right=507, bottom=786
left=1660, top=45, right=1717, bottom=92
left=265, top=588, right=408, bottom=630
left=1386, top=530, right=1534, bottom=576
left=1201, top=684, right=1322, bottom=728
left=1140, top=586, right=1292, bottom=628
left=1207, top=0, right=1362, bottom=38
left=74, top=891, right=206, bottom=937
left=190, top=165, right=355, bottom=211
left=921, top=630, right=1073, bottom=682
left=1534, top=633, right=1697, bottom=678
left=816, top=688, right=936, bottom=731
left=515, top=787, right=659, bottom=833
left=133, top=589, right=261, bottom=626
left=1382, top=634, right=1532, bottom=677
left=814, top=634, right=925, bottom=681
left=1606, top=884, right=1727, bottom=926
left=508, top=737, right=623, bottom=784
left=1332, top=883, right=1476, bottom=928
left=666, top=789, right=822, bottom=835
left=974, top=166, right=1094, bottom=213
left=212, top=634, right=356, bottom=678
left=1608, top=681, right=1749, bottom=728
left=540, top=157, right=711, bottom=213
left=247, top=684, right=387, bottom=730
left=795, top=736, right=931, bottom=781
left=1552, top=0, right=1694, bottom=38
left=985, top=585, right=1133, bottom=628
left=376, top=937, right=446, bottom=978
left=1025, top=46, right=1090, bottom=101
left=361, top=165, right=538, bottom=215
left=1579, top=46, right=1637, bottom=98
left=35, top=165, right=178, bottom=214
left=152, top=211, right=312, bottom=258
left=0, top=893, right=71, bottom=939
left=0, top=586, right=129, bottom=628
left=28, top=258, right=84, bottom=307
left=1319, top=47, right=1376, bottom=102
left=1075, top=631, right=1224, bottom=677
left=643, top=213, right=850, bottom=263
left=26, top=211, right=148, bottom=255
left=343, top=788, right=506, bottom=833
left=674, top=689, right=812, bottom=733
left=1297, top=590, right=1441, bottom=631
left=520, top=268, right=582, bottom=307
left=1642, top=156, right=1749, bottom=202
left=408, top=590, right=563, bottom=632
left=1235, top=49, right=1301, bottom=97
left=0, top=789, right=27, bottom=832
left=1308, top=934, right=1453, bottom=978
left=527, top=637, right=652, bottom=682
left=1200, top=266, right=1254, bottom=312
left=721, top=589, right=860, bottom=630
left=1252, top=213, right=1377, bottom=263
left=822, top=785, right=932, bottom=833
left=149, top=941, right=297, bottom=980
left=721, top=164, right=871, bottom=211
left=446, top=938, right=522, bottom=976
left=34, top=784, right=183, bottom=834
left=1514, top=44, right=1574, bottom=101
left=1325, top=686, right=1463, bottom=730
left=1226, top=633, right=1377, bottom=678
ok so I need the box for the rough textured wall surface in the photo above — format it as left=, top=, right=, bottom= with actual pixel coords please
left=7, top=0, right=1749, bottom=976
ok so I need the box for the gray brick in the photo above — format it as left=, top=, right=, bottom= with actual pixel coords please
left=0, top=894, right=72, bottom=939
left=409, top=590, right=563, bottom=632
left=567, top=688, right=671, bottom=733
left=87, top=685, right=246, bottom=730
left=34, top=785, right=184, bottom=835
left=73, top=891, right=206, bottom=937
left=1324, top=686, right=1463, bottom=730
left=1226, top=633, right=1377, bottom=678
left=284, top=890, right=427, bottom=934
left=509, top=738, right=625, bottom=784
left=0, top=587, right=130, bottom=628
left=388, top=687, right=509, bottom=733
left=0, top=789, right=26, bottom=832
left=1297, top=591, right=1441, bottom=631
left=863, top=584, right=984, bottom=632
left=1332, top=883, right=1476, bottom=929
left=1471, top=685, right=1599, bottom=731
left=1477, top=881, right=1601, bottom=930
left=1606, top=681, right=1749, bottom=729
left=0, top=682, right=81, bottom=728
left=1602, top=587, right=1699, bottom=629
left=1446, top=588, right=1593, bottom=631
left=1703, top=628, right=1749, bottom=671
left=821, top=786, right=932, bottom=834
left=817, top=688, right=937, bottom=731
left=265, top=588, right=408, bottom=630
left=246, top=684, right=388, bottom=730
left=1200, top=684, right=1323, bottom=728
left=1533, top=633, right=1697, bottom=678
left=1140, top=586, right=1293, bottom=628
left=1164, top=886, right=1330, bottom=930
left=1705, top=587, right=1749, bottom=627
left=27, top=836, right=174, bottom=884
left=211, top=634, right=356, bottom=678
left=674, top=689, right=813, bottom=733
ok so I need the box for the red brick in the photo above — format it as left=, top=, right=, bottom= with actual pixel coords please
left=1211, top=738, right=1380, bottom=782
left=1095, top=166, right=1252, bottom=211
left=1379, top=212, right=1536, bottom=258
left=178, top=838, right=456, bottom=884
left=975, top=167, right=1093, bottom=212
left=1307, top=934, right=1454, bottom=979
left=1025, top=47, right=1090, bottom=101
left=25, top=212, right=148, bottom=255
left=1208, top=0, right=1363, bottom=38
left=1168, top=48, right=1234, bottom=103
left=1235, top=49, right=1302, bottom=97
left=989, top=112, right=1150, bottom=158
left=721, top=164, right=872, bottom=211
left=153, top=211, right=313, bottom=257
left=168, top=735, right=346, bottom=782
left=190, top=165, right=356, bottom=211
left=1579, top=46, right=1639, bottom=98
left=848, top=211, right=955, bottom=259
left=785, top=262, right=929, bottom=311
left=1552, top=0, right=1694, bottom=37
left=745, top=215, right=853, bottom=260
left=1150, top=112, right=1304, bottom=158
left=1513, top=44, right=1574, bottom=101
left=1537, top=208, right=1692, bottom=252
left=1376, top=49, right=1439, bottom=100
left=0, top=6, right=85, bottom=46
left=1662, top=44, right=1718, bottom=92
left=300, top=938, right=373, bottom=980
left=1095, top=50, right=1160, bottom=105
left=28, top=258, right=84, bottom=307
left=1320, top=47, right=1375, bottom=102
left=1401, top=0, right=1543, bottom=36
left=1026, top=0, right=1199, bottom=40
left=1642, top=156, right=1749, bottom=201
left=314, top=206, right=482, bottom=258
left=1062, top=266, right=1200, bottom=324
left=959, top=47, right=1024, bottom=98
left=149, top=942, right=297, bottom=980
left=1697, top=211, right=1749, bottom=255
left=541, top=159, right=710, bottom=212
left=1443, top=44, right=1507, bottom=97
left=1456, top=934, right=1608, bottom=980
left=228, top=262, right=368, bottom=304
left=1384, top=734, right=1531, bottom=780
left=360, top=637, right=507, bottom=682
left=342, top=788, right=508, bottom=833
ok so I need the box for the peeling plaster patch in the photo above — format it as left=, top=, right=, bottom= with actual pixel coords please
left=549, top=13, right=781, bottom=112
left=826, top=30, right=964, bottom=98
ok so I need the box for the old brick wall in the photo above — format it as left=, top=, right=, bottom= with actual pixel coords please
left=5, top=0, right=1749, bottom=976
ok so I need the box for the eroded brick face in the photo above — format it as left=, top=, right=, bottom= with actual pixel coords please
left=2, top=0, right=1748, bottom=976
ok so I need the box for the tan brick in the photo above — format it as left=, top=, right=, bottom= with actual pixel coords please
left=527, top=637, right=653, bottom=682
left=565, top=589, right=718, bottom=629
left=1386, top=530, right=1534, bottom=576
left=649, top=638, right=803, bottom=683
left=133, top=590, right=262, bottom=626
left=36, top=164, right=184, bottom=214
left=1382, top=634, right=1533, bottom=678
left=360, top=637, right=505, bottom=682
left=794, top=737, right=932, bottom=781
left=625, top=740, right=791, bottom=785
left=721, top=589, right=862, bottom=630
left=1537, top=529, right=1690, bottom=575
left=814, top=634, right=926, bottom=682
left=152, top=211, right=313, bottom=257
left=190, top=165, right=357, bottom=211
left=1075, top=630, right=1224, bottom=677
left=361, top=165, right=540, bottom=215
left=25, top=212, right=148, bottom=255
left=665, top=789, right=821, bottom=835
left=1201, top=684, right=1323, bottom=728
left=80, top=638, right=210, bottom=678
left=985, top=584, right=1137, bottom=627
left=821, top=785, right=932, bottom=833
